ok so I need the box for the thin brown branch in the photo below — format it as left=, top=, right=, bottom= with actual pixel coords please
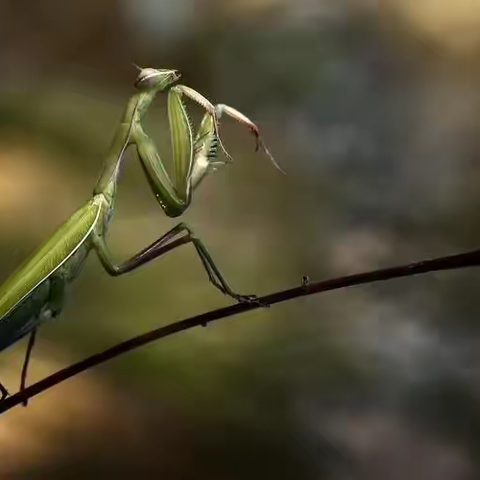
left=2, top=247, right=480, bottom=415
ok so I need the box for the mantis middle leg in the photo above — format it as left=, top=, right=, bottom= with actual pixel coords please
left=94, top=223, right=256, bottom=302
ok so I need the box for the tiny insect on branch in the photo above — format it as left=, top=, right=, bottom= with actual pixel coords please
left=0, top=246, right=479, bottom=414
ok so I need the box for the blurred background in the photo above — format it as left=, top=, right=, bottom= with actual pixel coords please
left=0, top=0, right=480, bottom=478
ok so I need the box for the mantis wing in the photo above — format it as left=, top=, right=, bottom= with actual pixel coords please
left=0, top=196, right=103, bottom=321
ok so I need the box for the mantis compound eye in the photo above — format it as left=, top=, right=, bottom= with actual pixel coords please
left=134, top=68, right=181, bottom=91
left=134, top=68, right=160, bottom=89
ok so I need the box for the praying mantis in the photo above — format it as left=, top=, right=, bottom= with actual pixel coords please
left=0, top=67, right=280, bottom=403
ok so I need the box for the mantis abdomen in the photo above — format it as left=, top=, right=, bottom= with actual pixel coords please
left=0, top=197, right=103, bottom=350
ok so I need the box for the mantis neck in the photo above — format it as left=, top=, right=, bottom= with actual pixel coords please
left=93, top=91, right=154, bottom=206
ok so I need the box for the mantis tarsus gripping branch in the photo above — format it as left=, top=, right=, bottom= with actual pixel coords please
left=0, top=67, right=280, bottom=404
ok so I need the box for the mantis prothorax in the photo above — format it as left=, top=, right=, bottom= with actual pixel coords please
left=0, top=67, right=279, bottom=404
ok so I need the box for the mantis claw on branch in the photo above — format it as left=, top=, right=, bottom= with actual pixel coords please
left=0, top=67, right=280, bottom=403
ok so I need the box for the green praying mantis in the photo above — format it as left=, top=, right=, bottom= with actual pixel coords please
left=0, top=67, right=281, bottom=404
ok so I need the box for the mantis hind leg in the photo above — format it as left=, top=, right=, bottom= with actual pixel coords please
left=19, top=274, right=67, bottom=406
left=94, top=222, right=261, bottom=304
left=0, top=329, right=36, bottom=404
left=19, top=329, right=37, bottom=406
left=0, top=327, right=38, bottom=405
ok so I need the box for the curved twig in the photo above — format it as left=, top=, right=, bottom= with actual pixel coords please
left=1, top=247, right=480, bottom=415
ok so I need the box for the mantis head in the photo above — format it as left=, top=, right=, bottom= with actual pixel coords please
left=134, top=67, right=181, bottom=92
